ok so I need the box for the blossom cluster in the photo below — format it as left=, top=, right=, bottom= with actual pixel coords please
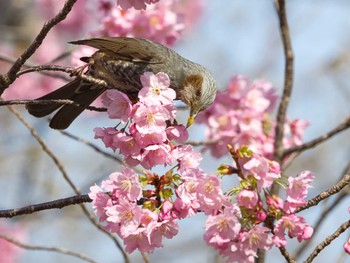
left=94, top=72, right=190, bottom=169
left=196, top=75, right=309, bottom=160
left=90, top=72, right=314, bottom=261
left=92, top=0, right=185, bottom=46
left=89, top=145, right=314, bottom=260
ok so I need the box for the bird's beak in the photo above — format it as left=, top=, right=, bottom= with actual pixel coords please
left=186, top=115, right=195, bottom=128
left=186, top=104, right=199, bottom=128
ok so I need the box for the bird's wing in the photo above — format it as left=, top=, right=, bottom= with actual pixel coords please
left=69, top=37, right=164, bottom=64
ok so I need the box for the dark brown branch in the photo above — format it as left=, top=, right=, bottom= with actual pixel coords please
left=0, top=195, right=92, bottom=218
left=0, top=0, right=78, bottom=94
left=273, top=0, right=294, bottom=164
left=294, top=161, right=350, bottom=258
left=294, top=191, right=347, bottom=259
left=284, top=116, right=350, bottom=157
left=0, top=99, right=107, bottom=112
left=279, top=246, right=296, bottom=263
left=0, top=233, right=97, bottom=263
left=305, top=220, right=350, bottom=263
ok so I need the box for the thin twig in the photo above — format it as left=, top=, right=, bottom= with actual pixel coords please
left=0, top=195, right=92, bottom=218
left=284, top=116, right=350, bottom=157
left=60, top=130, right=125, bottom=164
left=4, top=99, right=129, bottom=262
left=273, top=0, right=295, bottom=164
left=304, top=220, right=350, bottom=263
left=0, top=234, right=97, bottom=263
left=297, top=173, right=350, bottom=213
left=294, top=161, right=350, bottom=258
left=5, top=99, right=80, bottom=194
left=0, top=0, right=78, bottom=94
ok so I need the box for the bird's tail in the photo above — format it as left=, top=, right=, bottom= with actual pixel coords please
left=26, top=78, right=106, bottom=129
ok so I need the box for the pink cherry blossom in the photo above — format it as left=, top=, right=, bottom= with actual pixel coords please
left=94, top=127, right=120, bottom=151
left=171, top=145, right=202, bottom=175
left=132, top=103, right=168, bottom=135
left=165, top=125, right=189, bottom=143
left=344, top=238, right=350, bottom=254
left=89, top=185, right=113, bottom=222
left=139, top=72, right=175, bottom=105
left=196, top=174, right=224, bottom=215
left=105, top=167, right=142, bottom=201
left=197, top=75, right=309, bottom=160
left=114, top=132, right=142, bottom=156
left=239, top=226, right=273, bottom=259
left=237, top=189, right=259, bottom=209
left=140, top=143, right=172, bottom=169
left=273, top=214, right=313, bottom=247
left=204, top=202, right=241, bottom=248
left=102, top=90, right=132, bottom=122
left=284, top=170, right=314, bottom=213
left=241, top=154, right=281, bottom=191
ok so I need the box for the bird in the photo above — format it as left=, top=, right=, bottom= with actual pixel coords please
left=26, top=37, right=217, bottom=130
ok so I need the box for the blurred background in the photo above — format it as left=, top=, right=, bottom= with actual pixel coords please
left=0, top=0, right=350, bottom=262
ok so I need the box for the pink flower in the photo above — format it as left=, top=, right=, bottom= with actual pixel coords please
left=171, top=145, right=202, bottom=175
left=196, top=174, right=224, bottom=215
left=204, top=202, right=241, bottom=248
left=89, top=185, right=113, bottom=222
left=197, top=75, right=308, bottom=160
left=284, top=170, right=314, bottom=213
left=273, top=214, right=313, bottom=247
left=106, top=200, right=142, bottom=237
left=132, top=104, right=168, bottom=135
left=239, top=226, right=273, bottom=258
left=155, top=219, right=179, bottom=239
left=114, top=132, right=142, bottom=156
left=102, top=90, right=132, bottom=122
left=266, top=194, right=284, bottom=210
left=237, top=190, right=258, bottom=209
left=104, top=167, right=142, bottom=201
left=165, top=125, right=189, bottom=143
left=344, top=238, right=350, bottom=254
left=139, top=72, right=175, bottom=105
left=140, top=143, right=172, bottom=169
left=94, top=127, right=120, bottom=151
left=241, top=155, right=281, bottom=191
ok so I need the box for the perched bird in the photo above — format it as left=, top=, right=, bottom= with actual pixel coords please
left=26, top=37, right=217, bottom=129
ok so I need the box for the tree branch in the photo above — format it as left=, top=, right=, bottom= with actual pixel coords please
left=0, top=233, right=97, bottom=263
left=273, top=0, right=294, bottom=164
left=0, top=195, right=91, bottom=218
left=304, top=220, right=350, bottom=263
left=297, top=173, right=350, bottom=213
left=0, top=0, right=78, bottom=94
left=284, top=116, right=350, bottom=157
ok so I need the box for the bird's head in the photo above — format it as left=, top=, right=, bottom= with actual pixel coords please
left=180, top=68, right=217, bottom=127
